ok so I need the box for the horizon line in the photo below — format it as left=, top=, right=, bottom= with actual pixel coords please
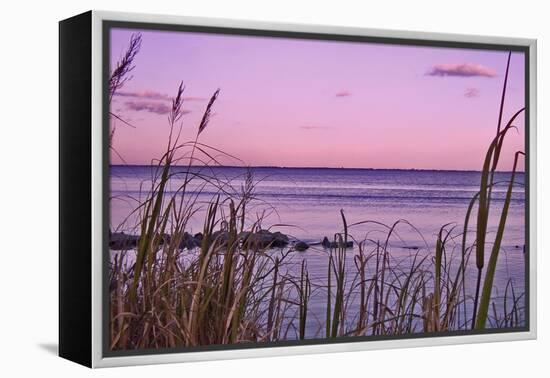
left=109, top=163, right=525, bottom=174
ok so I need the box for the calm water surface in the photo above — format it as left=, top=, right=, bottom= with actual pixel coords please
left=110, top=166, right=527, bottom=333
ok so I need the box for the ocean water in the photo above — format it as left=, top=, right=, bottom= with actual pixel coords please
left=110, top=166, right=525, bottom=246
left=110, top=165, right=527, bottom=332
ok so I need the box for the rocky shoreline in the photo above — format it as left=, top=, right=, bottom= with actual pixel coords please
left=109, top=229, right=354, bottom=252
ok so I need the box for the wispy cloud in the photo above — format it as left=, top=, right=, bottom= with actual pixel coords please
left=125, top=101, right=174, bottom=115
left=427, top=63, right=497, bottom=78
left=116, top=90, right=170, bottom=101
left=335, top=90, right=352, bottom=97
left=184, top=96, right=208, bottom=102
left=116, top=90, right=207, bottom=102
left=300, top=125, right=330, bottom=130
left=464, top=87, right=480, bottom=98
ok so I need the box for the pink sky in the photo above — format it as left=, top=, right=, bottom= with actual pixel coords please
left=109, top=28, right=525, bottom=171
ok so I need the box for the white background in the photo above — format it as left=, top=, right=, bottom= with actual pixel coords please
left=0, top=0, right=547, bottom=376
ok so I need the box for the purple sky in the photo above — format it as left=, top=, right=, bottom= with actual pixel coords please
left=109, top=28, right=525, bottom=171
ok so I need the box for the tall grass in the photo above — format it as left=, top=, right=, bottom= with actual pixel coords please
left=466, top=51, right=525, bottom=329
left=108, top=33, right=142, bottom=152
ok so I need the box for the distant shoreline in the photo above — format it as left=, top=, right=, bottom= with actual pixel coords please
left=110, top=164, right=524, bottom=174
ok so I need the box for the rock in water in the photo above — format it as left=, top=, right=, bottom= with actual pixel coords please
left=295, top=241, right=309, bottom=251
left=321, top=236, right=353, bottom=249
left=109, top=232, right=139, bottom=250
left=271, top=231, right=289, bottom=247
left=194, top=232, right=203, bottom=244
left=179, top=232, right=199, bottom=250
left=242, top=230, right=290, bottom=248
left=211, top=230, right=230, bottom=246
left=155, top=233, right=171, bottom=246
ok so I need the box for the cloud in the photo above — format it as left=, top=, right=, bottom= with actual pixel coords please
left=184, top=96, right=208, bottom=102
left=116, top=90, right=170, bottom=101
left=464, top=87, right=480, bottom=98
left=115, top=90, right=207, bottom=102
left=300, top=125, right=330, bottom=130
left=427, top=63, right=497, bottom=78
left=335, top=90, right=352, bottom=97
left=124, top=101, right=173, bottom=115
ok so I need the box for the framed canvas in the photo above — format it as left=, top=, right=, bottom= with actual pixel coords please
left=59, top=10, right=537, bottom=368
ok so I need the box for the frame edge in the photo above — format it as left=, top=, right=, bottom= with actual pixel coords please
left=89, top=10, right=538, bottom=368
left=59, top=10, right=93, bottom=368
